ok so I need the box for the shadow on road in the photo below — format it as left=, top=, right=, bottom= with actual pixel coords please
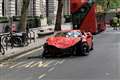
left=27, top=54, right=88, bottom=60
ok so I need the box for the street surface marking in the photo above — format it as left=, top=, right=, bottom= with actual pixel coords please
left=25, top=61, right=35, bottom=68
left=42, top=60, right=55, bottom=68
left=57, top=60, right=65, bottom=64
left=7, top=60, right=54, bottom=69
left=48, top=67, right=55, bottom=72
left=17, top=61, right=36, bottom=68
left=0, top=64, right=4, bottom=67
left=30, top=61, right=43, bottom=68
left=15, top=47, right=43, bottom=59
left=1, top=59, right=64, bottom=69
left=53, top=62, right=58, bottom=65
left=38, top=74, right=46, bottom=79
left=105, top=73, right=110, bottom=76
left=9, top=62, right=25, bottom=69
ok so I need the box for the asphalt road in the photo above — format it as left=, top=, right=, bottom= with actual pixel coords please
left=0, top=28, right=120, bottom=80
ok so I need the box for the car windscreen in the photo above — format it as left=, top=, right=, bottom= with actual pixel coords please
left=66, top=31, right=82, bottom=37
left=55, top=31, right=81, bottom=37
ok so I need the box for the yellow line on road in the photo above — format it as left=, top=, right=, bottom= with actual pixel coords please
left=30, top=61, right=43, bottom=68
left=42, top=60, right=55, bottom=68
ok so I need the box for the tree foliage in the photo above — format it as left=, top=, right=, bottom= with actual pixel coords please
left=96, top=0, right=120, bottom=11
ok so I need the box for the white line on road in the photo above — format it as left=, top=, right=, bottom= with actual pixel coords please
left=57, top=60, right=65, bottom=64
left=53, top=62, right=58, bottom=66
left=9, top=62, right=25, bottom=69
left=25, top=61, right=35, bottom=68
left=15, top=47, right=43, bottom=59
left=105, top=72, right=110, bottom=76
left=48, top=67, right=55, bottom=72
left=38, top=74, right=46, bottom=79
left=0, top=64, right=4, bottom=67
left=42, top=60, right=55, bottom=68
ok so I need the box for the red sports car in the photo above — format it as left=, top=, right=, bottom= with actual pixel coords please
left=42, top=30, right=93, bottom=57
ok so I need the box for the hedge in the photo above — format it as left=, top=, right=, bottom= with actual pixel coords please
left=0, top=17, right=9, bottom=23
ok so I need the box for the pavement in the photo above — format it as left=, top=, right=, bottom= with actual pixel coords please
left=0, top=23, right=72, bottom=62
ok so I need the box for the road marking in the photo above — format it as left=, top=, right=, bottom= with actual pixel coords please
left=105, top=73, right=110, bottom=76
left=25, top=61, right=35, bottom=68
left=15, top=47, right=43, bottom=59
left=48, top=67, right=55, bottom=72
left=53, top=62, right=58, bottom=66
left=57, top=60, right=65, bottom=64
left=9, top=62, right=25, bottom=69
left=42, top=60, right=55, bottom=68
left=18, top=61, right=36, bottom=68
left=38, top=74, right=46, bottom=79
left=30, top=61, right=43, bottom=68
left=0, top=64, right=4, bottom=67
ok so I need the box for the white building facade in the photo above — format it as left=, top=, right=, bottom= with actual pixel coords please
left=0, top=0, right=70, bottom=24
left=0, top=0, right=2, bottom=16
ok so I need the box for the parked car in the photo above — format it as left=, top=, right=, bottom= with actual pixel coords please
left=37, top=26, right=54, bottom=37
left=42, top=30, right=93, bottom=57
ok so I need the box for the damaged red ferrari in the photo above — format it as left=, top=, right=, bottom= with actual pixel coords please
left=42, top=30, right=93, bottom=57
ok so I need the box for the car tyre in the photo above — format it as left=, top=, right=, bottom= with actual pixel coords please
left=81, top=42, right=89, bottom=56
left=75, top=43, right=81, bottom=56
left=72, top=46, right=77, bottom=56
left=41, top=44, right=48, bottom=58
left=42, top=50, right=47, bottom=57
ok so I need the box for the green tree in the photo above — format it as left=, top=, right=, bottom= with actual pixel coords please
left=18, top=0, right=30, bottom=32
left=54, top=0, right=63, bottom=31
left=96, top=0, right=120, bottom=11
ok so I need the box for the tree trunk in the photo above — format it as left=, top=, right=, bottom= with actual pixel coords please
left=18, top=0, right=30, bottom=32
left=55, top=0, right=63, bottom=31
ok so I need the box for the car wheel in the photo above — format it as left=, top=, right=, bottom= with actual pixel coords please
left=75, top=43, right=81, bottom=56
left=81, top=43, right=89, bottom=56
left=72, top=46, right=77, bottom=56
left=42, top=49, right=48, bottom=58
left=42, top=44, right=48, bottom=58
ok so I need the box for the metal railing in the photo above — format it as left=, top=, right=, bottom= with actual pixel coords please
left=0, top=30, right=36, bottom=55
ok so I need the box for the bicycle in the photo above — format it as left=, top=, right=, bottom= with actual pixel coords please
left=0, top=34, right=5, bottom=55
left=2, top=32, right=23, bottom=48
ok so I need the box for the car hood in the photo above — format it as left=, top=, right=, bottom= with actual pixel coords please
left=47, top=37, right=81, bottom=48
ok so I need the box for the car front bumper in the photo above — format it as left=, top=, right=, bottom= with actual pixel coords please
left=43, top=43, right=73, bottom=56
